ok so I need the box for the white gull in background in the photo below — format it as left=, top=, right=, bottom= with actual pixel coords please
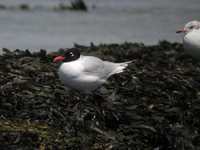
left=177, top=20, right=200, bottom=59
left=53, top=48, right=131, bottom=92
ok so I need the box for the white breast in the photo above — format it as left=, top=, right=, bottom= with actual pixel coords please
left=183, top=29, right=200, bottom=59
left=57, top=57, right=104, bottom=92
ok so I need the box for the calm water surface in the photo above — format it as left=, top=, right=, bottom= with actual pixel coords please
left=0, top=0, right=199, bottom=51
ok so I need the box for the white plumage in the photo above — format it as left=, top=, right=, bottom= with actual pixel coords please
left=54, top=49, right=131, bottom=92
left=177, top=20, right=200, bottom=59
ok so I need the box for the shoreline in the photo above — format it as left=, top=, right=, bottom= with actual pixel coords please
left=0, top=0, right=87, bottom=11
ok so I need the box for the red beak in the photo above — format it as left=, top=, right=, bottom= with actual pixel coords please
left=53, top=56, right=65, bottom=62
left=176, top=28, right=187, bottom=33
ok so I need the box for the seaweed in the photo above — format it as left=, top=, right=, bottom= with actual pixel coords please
left=0, top=41, right=200, bottom=149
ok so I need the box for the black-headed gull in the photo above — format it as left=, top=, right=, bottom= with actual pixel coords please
left=54, top=48, right=131, bottom=92
left=177, top=20, right=200, bottom=59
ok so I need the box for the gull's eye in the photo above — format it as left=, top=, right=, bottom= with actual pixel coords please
left=69, top=52, right=74, bottom=57
left=189, top=26, right=195, bottom=29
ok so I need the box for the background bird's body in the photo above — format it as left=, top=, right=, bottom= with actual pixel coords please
left=57, top=54, right=130, bottom=92
left=183, top=29, right=200, bottom=59
left=177, top=20, right=200, bottom=59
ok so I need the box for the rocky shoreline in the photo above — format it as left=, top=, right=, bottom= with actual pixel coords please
left=0, top=41, right=200, bottom=150
left=0, top=0, right=87, bottom=11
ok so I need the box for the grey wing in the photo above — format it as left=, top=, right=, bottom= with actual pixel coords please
left=81, top=56, right=114, bottom=79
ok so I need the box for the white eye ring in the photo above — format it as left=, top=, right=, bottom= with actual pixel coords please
left=69, top=52, right=74, bottom=57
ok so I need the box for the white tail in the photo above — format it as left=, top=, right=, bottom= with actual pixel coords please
left=104, top=61, right=132, bottom=77
left=114, top=61, right=132, bottom=74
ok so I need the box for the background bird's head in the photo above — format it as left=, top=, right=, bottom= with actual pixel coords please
left=176, top=20, right=200, bottom=34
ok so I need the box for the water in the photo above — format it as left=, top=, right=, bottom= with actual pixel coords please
left=0, top=0, right=199, bottom=51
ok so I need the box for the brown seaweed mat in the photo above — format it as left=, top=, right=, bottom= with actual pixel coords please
left=0, top=41, right=200, bottom=150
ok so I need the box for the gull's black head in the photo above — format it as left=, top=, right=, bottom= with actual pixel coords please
left=53, top=48, right=80, bottom=63
left=63, top=48, right=80, bottom=62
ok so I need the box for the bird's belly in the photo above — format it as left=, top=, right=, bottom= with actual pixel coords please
left=58, top=69, right=103, bottom=92
left=183, top=34, right=200, bottom=59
